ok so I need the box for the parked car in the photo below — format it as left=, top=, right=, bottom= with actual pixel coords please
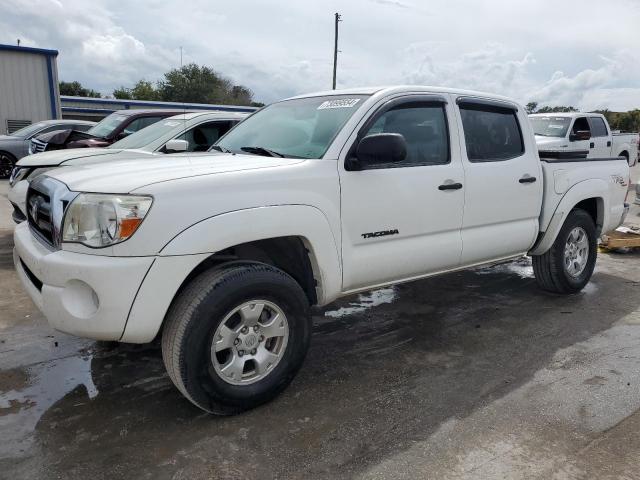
left=29, top=109, right=196, bottom=153
left=8, top=111, right=247, bottom=222
left=529, top=112, right=639, bottom=166
left=13, top=86, right=629, bottom=415
left=0, top=119, right=95, bottom=178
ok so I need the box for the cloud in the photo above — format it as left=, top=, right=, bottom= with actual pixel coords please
left=1, top=0, right=640, bottom=110
left=369, top=0, right=412, bottom=9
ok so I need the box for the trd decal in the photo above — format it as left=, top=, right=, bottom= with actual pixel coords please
left=361, top=229, right=399, bottom=239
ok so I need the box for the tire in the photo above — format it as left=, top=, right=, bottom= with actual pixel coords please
left=532, top=208, right=597, bottom=294
left=162, top=262, right=311, bottom=415
left=0, top=151, right=16, bottom=179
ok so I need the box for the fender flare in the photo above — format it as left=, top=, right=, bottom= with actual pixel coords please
left=529, top=179, right=608, bottom=256
left=159, top=204, right=342, bottom=304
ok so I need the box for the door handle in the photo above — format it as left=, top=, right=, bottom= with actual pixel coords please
left=438, top=182, right=463, bottom=191
left=607, top=140, right=612, bottom=147
left=519, top=176, right=537, bottom=184
left=590, top=142, right=595, bottom=149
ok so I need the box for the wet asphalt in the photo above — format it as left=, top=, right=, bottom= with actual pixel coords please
left=2, top=178, right=640, bottom=479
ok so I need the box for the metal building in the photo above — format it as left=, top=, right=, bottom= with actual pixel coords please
left=0, top=44, right=61, bottom=134
left=60, top=96, right=257, bottom=122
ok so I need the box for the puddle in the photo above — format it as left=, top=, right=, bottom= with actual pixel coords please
left=474, top=257, right=534, bottom=279
left=0, top=354, right=97, bottom=459
left=324, top=287, right=397, bottom=318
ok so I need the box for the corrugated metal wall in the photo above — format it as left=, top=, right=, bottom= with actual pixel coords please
left=0, top=47, right=61, bottom=134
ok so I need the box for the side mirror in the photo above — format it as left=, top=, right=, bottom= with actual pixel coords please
left=569, top=130, right=591, bottom=142
left=354, top=133, right=406, bottom=168
left=165, top=139, right=189, bottom=153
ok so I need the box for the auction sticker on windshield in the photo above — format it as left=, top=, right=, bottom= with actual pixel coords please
left=318, top=98, right=361, bottom=109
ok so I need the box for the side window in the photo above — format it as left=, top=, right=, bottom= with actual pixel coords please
left=589, top=117, right=608, bottom=137
left=459, top=105, right=524, bottom=162
left=360, top=103, right=450, bottom=168
left=176, top=121, right=235, bottom=152
left=572, top=117, right=590, bottom=134
left=124, top=116, right=164, bottom=135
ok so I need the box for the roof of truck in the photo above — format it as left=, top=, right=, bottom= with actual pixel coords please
left=286, top=85, right=519, bottom=104
left=529, top=112, right=602, bottom=118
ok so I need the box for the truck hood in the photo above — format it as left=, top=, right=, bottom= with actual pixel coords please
left=535, top=136, right=569, bottom=148
left=16, top=148, right=123, bottom=167
left=46, top=153, right=304, bottom=193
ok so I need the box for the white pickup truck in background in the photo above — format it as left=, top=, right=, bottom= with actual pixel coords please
left=13, top=86, right=629, bottom=415
left=530, top=112, right=639, bottom=166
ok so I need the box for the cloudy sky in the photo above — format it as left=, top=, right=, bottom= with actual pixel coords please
left=2, top=0, right=640, bottom=110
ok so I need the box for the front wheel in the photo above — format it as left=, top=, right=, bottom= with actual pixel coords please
left=532, top=208, right=597, bottom=294
left=0, top=151, right=16, bottom=179
left=161, top=262, right=311, bottom=415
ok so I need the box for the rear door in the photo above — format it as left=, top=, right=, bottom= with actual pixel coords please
left=455, top=97, right=542, bottom=265
left=588, top=116, right=611, bottom=157
left=339, top=94, right=465, bottom=291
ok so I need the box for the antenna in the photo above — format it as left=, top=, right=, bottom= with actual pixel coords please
left=332, top=13, right=341, bottom=90
left=179, top=46, right=187, bottom=147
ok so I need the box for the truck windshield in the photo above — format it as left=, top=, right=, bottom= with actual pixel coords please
left=529, top=116, right=571, bottom=137
left=215, top=94, right=369, bottom=158
left=87, top=113, right=128, bottom=139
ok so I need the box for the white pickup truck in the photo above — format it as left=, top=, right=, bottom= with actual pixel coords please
left=530, top=112, right=639, bottom=166
left=13, top=86, right=629, bottom=415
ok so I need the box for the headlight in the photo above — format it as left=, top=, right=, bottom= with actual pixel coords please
left=9, top=166, right=30, bottom=186
left=62, top=194, right=153, bottom=248
left=9, top=166, right=55, bottom=187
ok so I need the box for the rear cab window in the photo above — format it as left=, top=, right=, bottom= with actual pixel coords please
left=458, top=99, right=524, bottom=162
left=589, top=117, right=608, bottom=137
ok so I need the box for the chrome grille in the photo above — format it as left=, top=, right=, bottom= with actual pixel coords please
left=30, top=138, right=47, bottom=154
left=26, top=176, right=77, bottom=249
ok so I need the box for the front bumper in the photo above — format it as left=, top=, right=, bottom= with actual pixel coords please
left=7, top=179, right=28, bottom=223
left=13, top=222, right=154, bottom=340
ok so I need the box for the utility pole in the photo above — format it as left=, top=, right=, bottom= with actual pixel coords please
left=332, top=12, right=341, bottom=90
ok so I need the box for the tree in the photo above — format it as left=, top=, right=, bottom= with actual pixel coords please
left=59, top=80, right=101, bottom=98
left=157, top=63, right=254, bottom=105
left=113, top=86, right=132, bottom=99
left=525, top=102, right=538, bottom=114
left=112, top=64, right=257, bottom=106
left=536, top=105, right=578, bottom=113
left=113, top=80, right=160, bottom=101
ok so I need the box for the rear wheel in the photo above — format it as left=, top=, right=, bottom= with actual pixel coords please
left=0, top=151, right=16, bottom=179
left=532, top=208, right=597, bottom=294
left=162, top=262, right=311, bottom=415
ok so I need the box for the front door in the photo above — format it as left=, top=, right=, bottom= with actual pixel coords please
left=339, top=95, right=465, bottom=292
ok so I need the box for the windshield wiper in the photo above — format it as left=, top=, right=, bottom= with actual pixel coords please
left=240, top=146, right=286, bottom=158
left=210, top=145, right=231, bottom=153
